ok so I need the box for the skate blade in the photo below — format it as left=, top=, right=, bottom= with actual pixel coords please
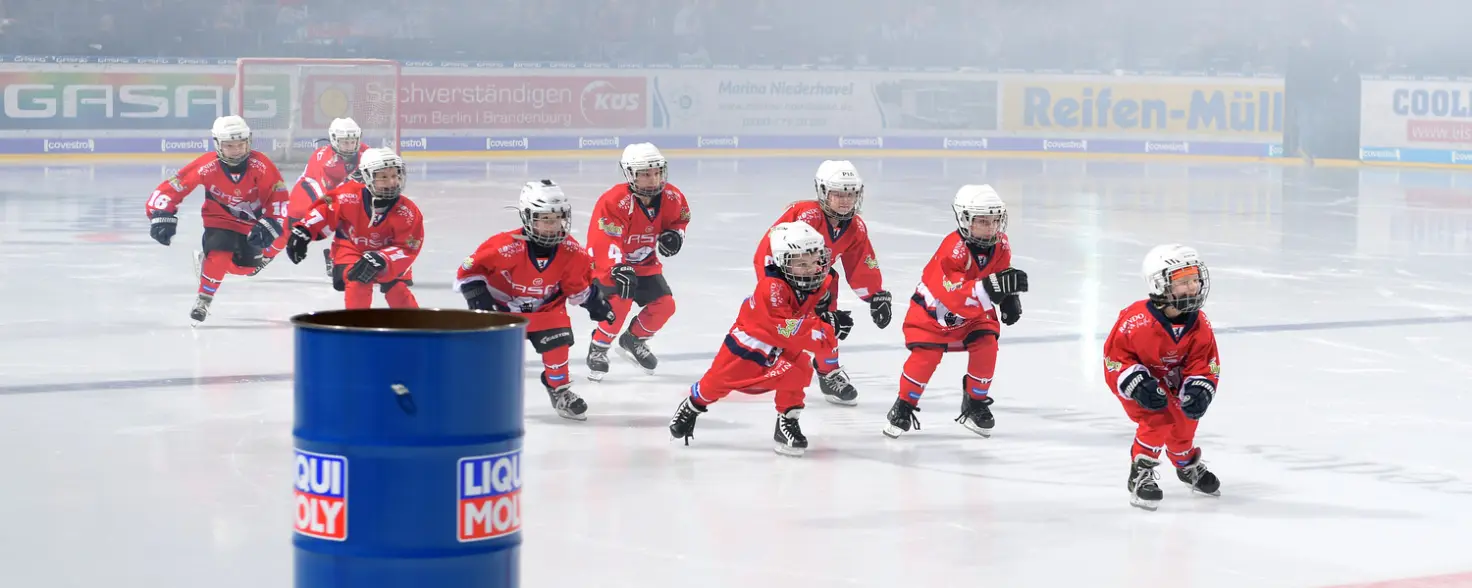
left=555, top=410, right=588, bottom=422
left=774, top=444, right=806, bottom=457
left=960, top=422, right=994, bottom=437
left=615, top=347, right=656, bottom=375
left=1130, top=496, right=1161, bottom=511
left=586, top=371, right=606, bottom=382
left=1190, top=487, right=1222, bottom=497
left=823, top=394, right=858, bottom=406
left=881, top=425, right=906, bottom=439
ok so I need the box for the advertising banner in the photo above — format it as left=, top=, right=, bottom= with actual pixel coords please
left=999, top=75, right=1284, bottom=140
left=304, top=74, right=647, bottom=131
left=1359, top=77, right=1472, bottom=165
left=0, top=70, right=287, bottom=130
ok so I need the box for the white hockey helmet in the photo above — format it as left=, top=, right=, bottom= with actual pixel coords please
left=952, top=184, right=1007, bottom=247
left=517, top=179, right=573, bottom=247
left=1142, top=244, right=1210, bottom=313
left=210, top=115, right=252, bottom=166
left=620, top=142, right=668, bottom=199
left=813, top=160, right=864, bottom=220
left=767, top=221, right=830, bottom=292
left=358, top=148, right=405, bottom=208
left=328, top=117, right=363, bottom=159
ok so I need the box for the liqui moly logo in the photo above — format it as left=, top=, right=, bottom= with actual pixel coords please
left=294, top=449, right=347, bottom=541
left=457, top=449, right=522, bottom=542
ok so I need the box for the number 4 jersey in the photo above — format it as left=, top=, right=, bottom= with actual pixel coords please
left=584, top=183, right=692, bottom=283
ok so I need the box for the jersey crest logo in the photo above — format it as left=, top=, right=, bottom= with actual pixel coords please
left=679, top=207, right=691, bottom=221
left=406, top=237, right=422, bottom=251
left=167, top=176, right=184, bottom=191
left=975, top=254, right=989, bottom=268
left=273, top=181, right=287, bottom=192
left=863, top=255, right=879, bottom=269
left=942, top=277, right=962, bottom=292
left=1104, top=359, right=1123, bottom=372
left=461, top=256, right=475, bottom=270
left=1209, top=358, right=1220, bottom=376
left=534, top=258, right=550, bottom=270
left=776, top=318, right=803, bottom=338
left=598, top=218, right=624, bottom=237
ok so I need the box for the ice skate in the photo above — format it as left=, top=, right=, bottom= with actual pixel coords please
left=189, top=294, right=213, bottom=326
left=1175, top=452, right=1221, bottom=497
left=882, top=397, right=921, bottom=438
left=586, top=342, right=610, bottom=382
left=954, top=388, right=995, bottom=437
left=616, top=330, right=658, bottom=374
left=816, top=363, right=858, bottom=406
left=192, top=250, right=203, bottom=279
left=773, top=407, right=808, bottom=457
left=1129, top=455, right=1165, bottom=511
left=322, top=248, right=334, bottom=277
left=669, top=396, right=707, bottom=444
left=542, top=373, right=587, bottom=421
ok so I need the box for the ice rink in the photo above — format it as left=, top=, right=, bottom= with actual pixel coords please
left=2, top=154, right=1471, bottom=587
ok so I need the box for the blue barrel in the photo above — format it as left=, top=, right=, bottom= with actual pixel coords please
left=291, top=308, right=528, bottom=588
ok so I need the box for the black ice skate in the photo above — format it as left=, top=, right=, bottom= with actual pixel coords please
left=585, top=341, right=610, bottom=382
left=816, top=363, right=858, bottom=406
left=1175, top=453, right=1222, bottom=496
left=773, top=407, right=808, bottom=457
left=616, top=331, right=658, bottom=374
left=542, top=373, right=587, bottom=421
left=1128, top=455, right=1165, bottom=511
left=954, top=386, right=996, bottom=437
left=189, top=294, right=214, bottom=325
left=882, top=397, right=922, bottom=438
left=669, top=397, right=707, bottom=445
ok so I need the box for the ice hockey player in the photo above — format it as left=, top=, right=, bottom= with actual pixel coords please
left=1102, top=244, right=1222, bottom=511
left=669, top=222, right=841, bottom=457
left=884, top=185, right=1028, bottom=439
left=455, top=180, right=617, bottom=421
left=752, top=160, right=892, bottom=406
left=283, top=148, right=422, bottom=309
left=145, top=115, right=289, bottom=324
left=263, top=117, right=369, bottom=274
left=583, top=142, right=692, bottom=381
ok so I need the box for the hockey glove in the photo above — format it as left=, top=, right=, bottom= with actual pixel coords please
left=657, top=230, right=683, bottom=257
left=1121, top=370, right=1168, bottom=411
left=608, top=264, right=638, bottom=299
left=346, top=251, right=387, bottom=283
left=818, top=309, right=854, bottom=341
left=982, top=267, right=1029, bottom=300
left=999, top=294, right=1022, bottom=326
left=461, top=282, right=508, bottom=311
left=1179, top=379, right=1216, bottom=420
left=285, top=224, right=313, bottom=264
left=149, top=211, right=177, bottom=246
left=580, top=290, right=616, bottom=324
left=868, top=290, right=893, bottom=329
left=247, top=217, right=284, bottom=250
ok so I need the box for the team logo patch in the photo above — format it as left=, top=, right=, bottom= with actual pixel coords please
left=776, top=318, right=803, bottom=338
left=679, top=207, right=691, bottom=221
left=458, top=449, right=523, bottom=542
left=272, top=181, right=287, bottom=192
left=1105, top=359, right=1123, bottom=372
left=1209, top=358, right=1220, bottom=376
left=167, top=175, right=184, bottom=191
left=461, top=256, right=475, bottom=270
left=405, top=237, right=422, bottom=251
left=863, top=255, right=879, bottom=269
left=598, top=218, right=624, bottom=237
left=294, top=449, right=347, bottom=541
left=942, top=278, right=962, bottom=292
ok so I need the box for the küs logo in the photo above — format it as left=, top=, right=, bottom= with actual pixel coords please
left=579, top=79, right=643, bottom=126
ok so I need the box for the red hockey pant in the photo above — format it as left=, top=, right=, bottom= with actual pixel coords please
left=1116, top=395, right=1201, bottom=465
left=690, top=348, right=814, bottom=414
left=897, top=333, right=998, bottom=406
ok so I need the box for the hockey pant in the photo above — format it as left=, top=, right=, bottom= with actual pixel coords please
left=896, top=326, right=999, bottom=407
left=591, top=273, right=675, bottom=346
left=198, top=227, right=265, bottom=298
left=1117, top=393, right=1202, bottom=466
left=689, top=345, right=814, bottom=414
left=330, top=249, right=417, bottom=309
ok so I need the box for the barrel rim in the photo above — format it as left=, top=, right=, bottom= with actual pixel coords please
left=290, top=308, right=528, bottom=333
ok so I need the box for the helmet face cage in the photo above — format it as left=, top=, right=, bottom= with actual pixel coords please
left=956, top=206, right=1008, bottom=246
left=1148, top=261, right=1210, bottom=313
left=363, top=161, right=405, bottom=208
left=214, top=137, right=251, bottom=167
left=330, top=133, right=361, bottom=159
left=623, top=161, right=667, bottom=199
left=816, top=182, right=864, bottom=221
left=779, top=245, right=831, bottom=292
left=521, top=206, right=571, bottom=247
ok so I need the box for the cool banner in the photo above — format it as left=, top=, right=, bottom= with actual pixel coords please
left=1359, top=76, right=1472, bottom=165
left=0, top=57, right=1285, bottom=157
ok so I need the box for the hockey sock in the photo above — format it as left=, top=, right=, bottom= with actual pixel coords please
left=898, top=346, right=944, bottom=405
left=383, top=282, right=418, bottom=308
left=591, top=296, right=635, bottom=346
left=628, top=295, right=676, bottom=338
left=963, top=335, right=999, bottom=399
left=542, top=346, right=571, bottom=388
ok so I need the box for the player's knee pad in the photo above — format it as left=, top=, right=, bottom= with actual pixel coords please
left=528, top=327, right=574, bottom=354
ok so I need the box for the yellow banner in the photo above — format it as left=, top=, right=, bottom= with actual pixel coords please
left=1000, top=78, right=1284, bottom=138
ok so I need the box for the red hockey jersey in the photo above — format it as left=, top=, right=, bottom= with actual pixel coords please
left=721, top=269, right=840, bottom=368
left=1102, top=300, right=1222, bottom=400
left=291, top=144, right=369, bottom=203
left=455, top=229, right=597, bottom=317
left=301, top=182, right=424, bottom=279
left=145, top=151, right=289, bottom=234
left=584, top=183, right=691, bottom=281
left=905, top=231, right=1014, bottom=335
left=753, top=200, right=884, bottom=301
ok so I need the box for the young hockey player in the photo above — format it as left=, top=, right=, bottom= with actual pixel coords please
left=456, top=180, right=617, bottom=421
left=264, top=117, right=369, bottom=274
left=669, top=222, right=841, bottom=457
left=884, top=185, right=1029, bottom=439
left=583, top=142, right=692, bottom=381
left=283, top=148, right=422, bottom=309
left=144, top=115, right=289, bottom=324
left=752, top=160, right=892, bottom=405
left=1103, top=244, right=1222, bottom=511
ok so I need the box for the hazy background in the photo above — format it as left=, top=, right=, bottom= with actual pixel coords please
left=0, top=0, right=1457, bottom=74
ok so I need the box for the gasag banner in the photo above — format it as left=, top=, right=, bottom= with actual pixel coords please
left=1359, top=77, right=1472, bottom=165
left=999, top=74, right=1284, bottom=140
left=0, top=70, right=288, bottom=130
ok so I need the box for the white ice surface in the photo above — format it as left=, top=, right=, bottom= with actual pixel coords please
left=2, top=157, right=1471, bottom=587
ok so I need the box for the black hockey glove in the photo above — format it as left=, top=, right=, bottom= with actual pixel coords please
left=346, top=251, right=388, bottom=283
left=657, top=230, right=683, bottom=257
left=580, top=290, right=616, bottom=324
left=607, top=264, right=638, bottom=299
left=1179, top=379, right=1216, bottom=420
left=982, top=267, right=1029, bottom=301
left=999, top=294, right=1022, bottom=326
left=461, top=282, right=508, bottom=311
left=149, top=211, right=177, bottom=246
left=247, top=217, right=284, bottom=250
left=868, top=290, right=893, bottom=329
left=818, top=309, right=854, bottom=341
left=285, top=224, right=312, bottom=264
left=1121, top=370, right=1168, bottom=411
